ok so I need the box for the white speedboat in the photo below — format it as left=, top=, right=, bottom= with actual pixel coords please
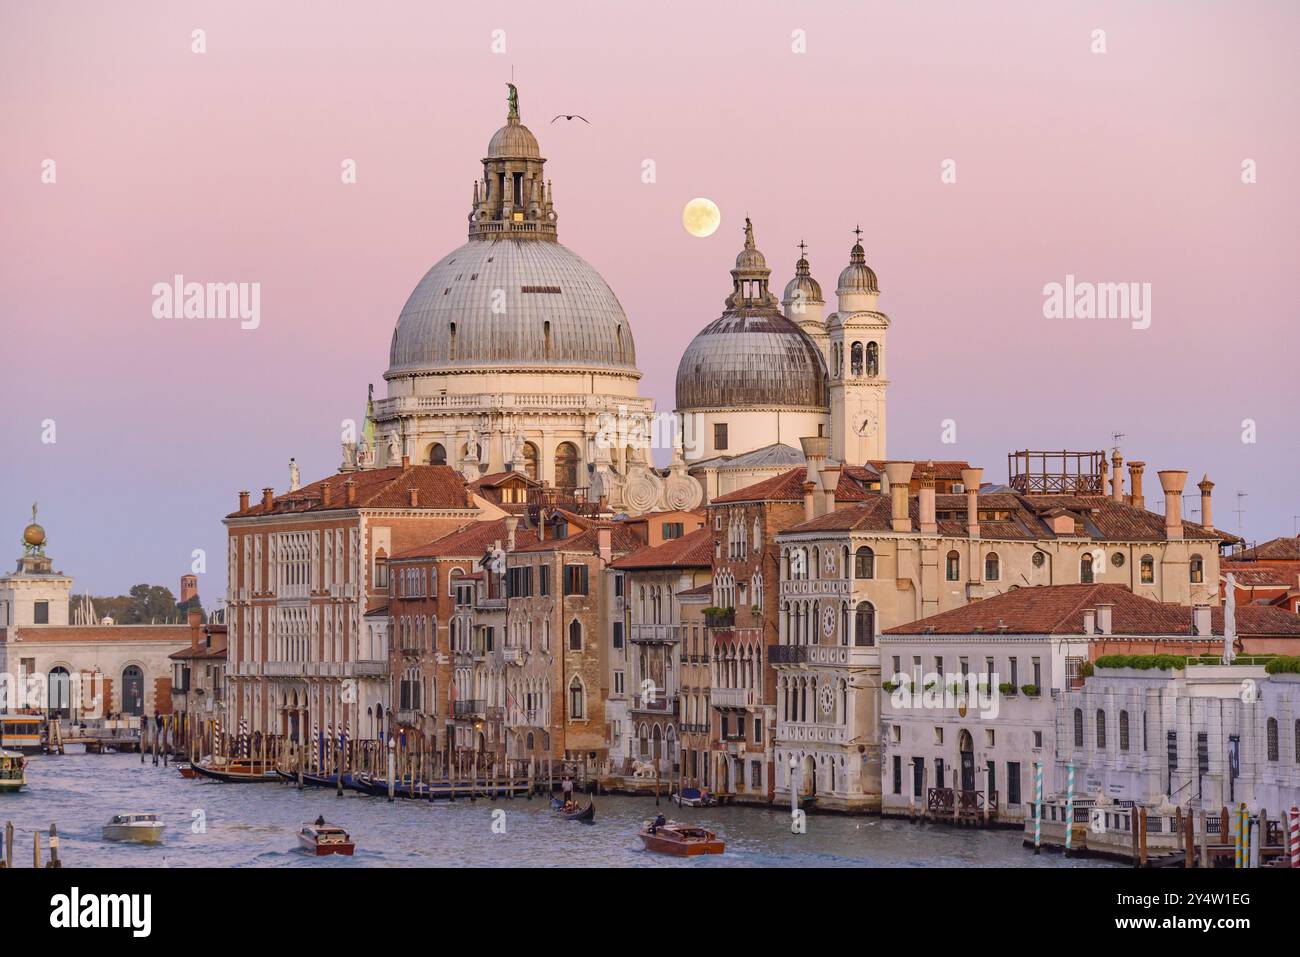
left=103, top=813, right=166, bottom=843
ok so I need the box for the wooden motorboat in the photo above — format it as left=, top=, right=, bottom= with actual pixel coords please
left=638, top=819, right=725, bottom=856
left=190, top=757, right=279, bottom=783
left=177, top=762, right=197, bottom=779
left=551, top=798, right=595, bottom=822
left=298, top=821, right=355, bottom=856
left=671, top=787, right=714, bottom=807
left=0, top=749, right=26, bottom=793
left=103, top=813, right=166, bottom=843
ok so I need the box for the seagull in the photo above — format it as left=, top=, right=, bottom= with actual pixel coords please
left=551, top=114, right=590, bottom=124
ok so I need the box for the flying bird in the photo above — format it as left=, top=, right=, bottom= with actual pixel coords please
left=551, top=114, right=590, bottom=124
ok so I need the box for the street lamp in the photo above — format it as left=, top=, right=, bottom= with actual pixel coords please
left=386, top=736, right=396, bottom=802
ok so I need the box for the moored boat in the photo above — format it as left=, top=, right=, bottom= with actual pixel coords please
left=298, top=820, right=355, bottom=856
left=671, top=787, right=714, bottom=807
left=177, top=762, right=197, bottom=779
left=0, top=749, right=26, bottom=793
left=638, top=819, right=725, bottom=856
left=190, top=757, right=279, bottom=783
left=103, top=813, right=166, bottom=843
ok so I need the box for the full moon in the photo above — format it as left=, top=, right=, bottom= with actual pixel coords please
left=682, top=198, right=721, bottom=238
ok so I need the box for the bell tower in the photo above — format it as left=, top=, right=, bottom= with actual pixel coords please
left=828, top=229, right=889, bottom=464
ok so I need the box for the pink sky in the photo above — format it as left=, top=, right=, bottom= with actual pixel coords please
left=1, top=1, right=1296, bottom=597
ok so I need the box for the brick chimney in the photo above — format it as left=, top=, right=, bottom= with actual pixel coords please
left=408, top=488, right=420, bottom=507
left=1111, top=450, right=1124, bottom=502
left=1128, top=461, right=1146, bottom=509
left=800, top=436, right=830, bottom=519
left=598, top=527, right=612, bottom=565
left=344, top=480, right=357, bottom=506
left=238, top=490, right=250, bottom=512
left=1157, top=469, right=1186, bottom=539
left=819, top=462, right=842, bottom=515
left=1197, top=474, right=1214, bottom=530
left=505, top=515, right=518, bottom=551
left=401, top=454, right=411, bottom=470
left=321, top=482, right=333, bottom=508
left=918, top=478, right=937, bottom=534
left=188, top=607, right=203, bottom=653
left=261, top=487, right=274, bottom=509
left=961, top=467, right=983, bottom=539
left=883, top=461, right=914, bottom=532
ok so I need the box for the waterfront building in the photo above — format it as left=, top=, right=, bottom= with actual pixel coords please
left=881, top=583, right=1300, bottom=823
left=704, top=444, right=880, bottom=803
left=0, top=511, right=190, bottom=720
left=1056, top=662, right=1300, bottom=813
left=169, top=612, right=227, bottom=727
left=386, top=515, right=536, bottom=763
left=503, top=511, right=641, bottom=773
left=608, top=526, right=713, bottom=780
left=223, top=464, right=494, bottom=744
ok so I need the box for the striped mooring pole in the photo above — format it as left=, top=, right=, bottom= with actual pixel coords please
left=1033, top=762, right=1043, bottom=854
left=1063, top=762, right=1075, bottom=854
left=1288, top=806, right=1300, bottom=869
left=1234, top=803, right=1247, bottom=869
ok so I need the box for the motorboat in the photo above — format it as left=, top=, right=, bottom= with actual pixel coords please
left=103, top=813, right=166, bottom=843
left=298, top=821, right=355, bottom=856
left=638, top=819, right=725, bottom=856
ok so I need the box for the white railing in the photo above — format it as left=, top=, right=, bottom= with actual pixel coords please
left=711, top=687, right=756, bottom=708
left=629, top=624, right=687, bottom=643
left=778, top=721, right=849, bottom=745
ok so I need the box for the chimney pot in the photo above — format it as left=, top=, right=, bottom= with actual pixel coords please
left=1111, top=451, right=1124, bottom=502
left=344, top=480, right=357, bottom=506
left=819, top=463, right=842, bottom=515
left=1197, top=474, right=1215, bottom=531
left=1156, top=469, right=1187, bottom=540
left=1083, top=608, right=1096, bottom=636
left=1095, top=602, right=1113, bottom=635
left=505, top=515, right=518, bottom=551
left=409, top=488, right=420, bottom=507
left=321, top=482, right=333, bottom=508
left=882, top=461, right=914, bottom=531
left=261, top=487, right=274, bottom=509
left=238, top=490, right=250, bottom=512
left=1192, top=604, right=1211, bottom=637
left=1128, top=461, right=1147, bottom=509
left=401, top=454, right=411, bottom=470
left=919, top=482, right=937, bottom=534
left=961, top=467, right=982, bottom=538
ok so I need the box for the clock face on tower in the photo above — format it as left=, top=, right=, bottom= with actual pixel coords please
left=854, top=410, right=878, bottom=437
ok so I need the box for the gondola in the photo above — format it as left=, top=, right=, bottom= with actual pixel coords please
left=275, top=768, right=355, bottom=789
left=551, top=798, right=595, bottom=823
left=189, top=758, right=279, bottom=783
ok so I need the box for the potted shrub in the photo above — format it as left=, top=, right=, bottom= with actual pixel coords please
left=998, top=682, right=1017, bottom=696
left=1021, top=683, right=1040, bottom=697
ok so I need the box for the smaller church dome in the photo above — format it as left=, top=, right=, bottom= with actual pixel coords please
left=837, top=242, right=879, bottom=295
left=783, top=253, right=824, bottom=305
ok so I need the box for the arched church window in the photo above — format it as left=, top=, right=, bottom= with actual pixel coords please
left=555, top=442, right=580, bottom=490
left=427, top=443, right=446, bottom=466
left=850, top=341, right=864, bottom=377
left=523, top=442, right=539, bottom=481
left=448, top=322, right=457, bottom=361
left=866, top=342, right=879, bottom=377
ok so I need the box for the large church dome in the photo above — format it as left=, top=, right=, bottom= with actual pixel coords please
left=385, top=84, right=637, bottom=380
left=387, top=240, right=637, bottom=376
left=676, top=218, right=828, bottom=411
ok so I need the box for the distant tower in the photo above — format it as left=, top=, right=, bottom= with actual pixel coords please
left=828, top=228, right=890, bottom=464
left=180, top=574, right=199, bottom=604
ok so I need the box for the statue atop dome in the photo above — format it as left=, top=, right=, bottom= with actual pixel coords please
left=507, top=82, right=519, bottom=122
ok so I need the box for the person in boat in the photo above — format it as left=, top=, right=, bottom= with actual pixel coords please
left=561, top=775, right=574, bottom=801
left=650, top=813, right=667, bottom=834
left=315, top=815, right=326, bottom=827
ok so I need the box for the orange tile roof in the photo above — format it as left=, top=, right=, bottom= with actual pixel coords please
left=710, top=467, right=878, bottom=506
left=1222, top=563, right=1295, bottom=588
left=1229, top=536, right=1300, bottom=562
left=783, top=490, right=1232, bottom=543
left=610, top=527, right=714, bottom=570
left=1, top=625, right=193, bottom=644
left=392, top=518, right=538, bottom=561
left=883, top=583, right=1300, bottom=637
left=228, top=466, right=472, bottom=518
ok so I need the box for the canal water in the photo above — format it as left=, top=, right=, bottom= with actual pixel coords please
left=3, top=750, right=1114, bottom=868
